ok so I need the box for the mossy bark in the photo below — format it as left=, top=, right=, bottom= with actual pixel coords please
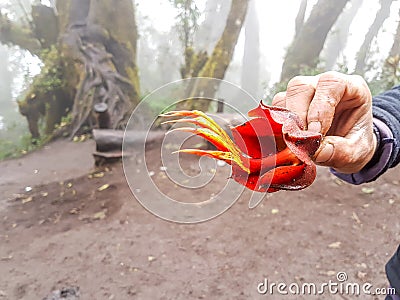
left=180, top=47, right=209, bottom=79
left=18, top=46, right=71, bottom=138
left=0, top=13, right=41, bottom=55
left=88, top=0, right=140, bottom=106
left=31, top=4, right=59, bottom=48
left=178, top=0, right=249, bottom=112
left=3, top=0, right=141, bottom=139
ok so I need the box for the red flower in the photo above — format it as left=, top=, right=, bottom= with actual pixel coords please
left=162, top=101, right=322, bottom=192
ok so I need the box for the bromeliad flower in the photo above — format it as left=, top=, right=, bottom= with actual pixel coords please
left=161, top=101, right=322, bottom=193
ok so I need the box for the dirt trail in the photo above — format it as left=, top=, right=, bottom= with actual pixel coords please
left=0, top=140, right=399, bottom=299
left=0, top=140, right=95, bottom=203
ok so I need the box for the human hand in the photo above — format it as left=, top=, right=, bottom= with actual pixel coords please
left=272, top=71, right=377, bottom=174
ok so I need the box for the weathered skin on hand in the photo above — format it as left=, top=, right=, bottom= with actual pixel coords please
left=161, top=101, right=322, bottom=193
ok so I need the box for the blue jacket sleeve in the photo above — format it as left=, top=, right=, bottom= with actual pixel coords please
left=372, top=85, right=400, bottom=169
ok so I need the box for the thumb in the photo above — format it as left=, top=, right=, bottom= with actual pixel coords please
left=313, top=136, right=361, bottom=174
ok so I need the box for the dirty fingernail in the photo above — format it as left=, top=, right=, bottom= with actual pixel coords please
left=315, top=143, right=334, bottom=163
left=308, top=121, right=321, bottom=133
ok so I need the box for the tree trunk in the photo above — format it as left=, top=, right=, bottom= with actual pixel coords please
left=194, top=0, right=231, bottom=54
left=295, top=0, right=308, bottom=37
left=0, top=12, right=41, bottom=55
left=0, top=46, right=16, bottom=130
left=240, top=0, right=260, bottom=98
left=380, top=9, right=400, bottom=90
left=180, top=0, right=229, bottom=79
left=354, top=0, right=394, bottom=75
left=389, top=15, right=400, bottom=58
left=64, top=0, right=141, bottom=136
left=1, top=0, right=141, bottom=139
left=322, top=0, right=363, bottom=69
left=93, top=129, right=165, bottom=152
left=31, top=4, right=59, bottom=48
left=178, top=0, right=249, bottom=112
left=280, top=0, right=349, bottom=81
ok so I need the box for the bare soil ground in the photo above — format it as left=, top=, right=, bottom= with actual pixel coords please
left=0, top=139, right=399, bottom=299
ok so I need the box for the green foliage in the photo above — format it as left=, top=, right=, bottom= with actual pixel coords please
left=34, top=46, right=64, bottom=94
left=169, top=0, right=200, bottom=48
left=0, top=129, right=48, bottom=160
left=15, top=44, right=70, bottom=138
left=368, top=56, right=400, bottom=96
left=146, top=96, right=178, bottom=114
left=53, top=112, right=73, bottom=133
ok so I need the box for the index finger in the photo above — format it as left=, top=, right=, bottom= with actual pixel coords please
left=307, top=71, right=371, bottom=135
left=285, top=75, right=318, bottom=126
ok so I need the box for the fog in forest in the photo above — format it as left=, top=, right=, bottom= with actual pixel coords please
left=1, top=2, right=400, bottom=298
left=1, top=0, right=400, bottom=157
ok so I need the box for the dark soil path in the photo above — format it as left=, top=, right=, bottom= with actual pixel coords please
left=0, top=139, right=399, bottom=299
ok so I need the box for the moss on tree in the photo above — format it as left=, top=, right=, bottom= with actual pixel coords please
left=177, top=0, right=249, bottom=112
left=18, top=46, right=71, bottom=138
left=2, top=0, right=142, bottom=139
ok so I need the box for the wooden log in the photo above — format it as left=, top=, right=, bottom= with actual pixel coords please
left=92, top=112, right=244, bottom=164
left=93, top=150, right=126, bottom=166
left=92, top=129, right=165, bottom=152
